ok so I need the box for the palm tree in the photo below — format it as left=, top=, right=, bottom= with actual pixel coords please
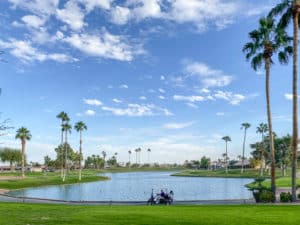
left=62, top=123, right=72, bottom=182
left=147, top=148, right=151, bottom=164
left=101, top=150, right=106, bottom=168
left=256, top=123, right=269, bottom=176
left=74, top=121, right=87, bottom=181
left=268, top=0, right=300, bottom=202
left=134, top=148, right=139, bottom=164
left=15, top=127, right=32, bottom=178
left=128, top=150, right=132, bottom=164
left=241, top=123, right=251, bottom=173
left=243, top=17, right=292, bottom=197
left=222, top=136, right=231, bottom=173
left=56, top=111, right=69, bottom=177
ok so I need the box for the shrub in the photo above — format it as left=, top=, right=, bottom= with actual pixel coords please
left=259, top=191, right=275, bottom=203
left=297, top=193, right=300, bottom=200
left=280, top=192, right=292, bottom=203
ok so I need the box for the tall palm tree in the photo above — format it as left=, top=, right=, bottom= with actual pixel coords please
left=241, top=123, right=251, bottom=173
left=74, top=121, right=87, bottom=181
left=128, top=150, right=132, bottom=164
left=101, top=150, right=106, bottom=168
left=268, top=0, right=300, bottom=202
left=256, top=123, right=269, bottom=176
left=56, top=111, right=69, bottom=177
left=147, top=148, right=151, bottom=164
left=222, top=136, right=231, bottom=173
left=62, top=123, right=72, bottom=182
left=15, top=127, right=32, bottom=178
left=243, top=17, right=292, bottom=197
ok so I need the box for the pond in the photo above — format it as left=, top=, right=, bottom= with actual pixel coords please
left=8, top=172, right=253, bottom=201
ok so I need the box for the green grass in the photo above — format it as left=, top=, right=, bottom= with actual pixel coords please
left=0, top=171, right=108, bottom=190
left=172, top=169, right=267, bottom=178
left=0, top=203, right=300, bottom=225
left=246, top=176, right=300, bottom=189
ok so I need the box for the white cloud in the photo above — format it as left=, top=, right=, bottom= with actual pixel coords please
left=160, top=75, right=165, bottom=80
left=139, top=96, right=147, bottom=100
left=285, top=93, right=293, bottom=100
left=85, top=109, right=96, bottom=116
left=0, top=39, right=76, bottom=63
left=200, top=88, right=210, bottom=93
left=158, top=88, right=165, bottom=93
left=126, top=0, right=163, bottom=21
left=9, top=0, right=59, bottom=17
left=119, top=84, right=129, bottom=89
left=101, top=103, right=172, bottom=116
left=173, top=95, right=205, bottom=102
left=77, top=0, right=112, bottom=12
left=163, top=122, right=194, bottom=129
left=110, top=6, right=131, bottom=25
left=113, top=98, right=122, bottom=103
left=21, top=15, right=45, bottom=28
left=64, top=31, right=139, bottom=61
left=216, top=112, right=225, bottom=116
left=56, top=0, right=86, bottom=31
left=83, top=98, right=103, bottom=106
left=185, top=61, right=233, bottom=88
left=158, top=95, right=165, bottom=100
left=214, top=90, right=245, bottom=105
left=186, top=102, right=198, bottom=108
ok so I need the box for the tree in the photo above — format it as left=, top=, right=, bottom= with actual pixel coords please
left=243, top=17, right=292, bottom=198
left=256, top=123, right=269, bottom=175
left=147, top=148, right=151, bottom=164
left=200, top=156, right=211, bottom=169
left=241, top=123, right=251, bottom=173
left=0, top=148, right=22, bottom=171
left=128, top=150, right=132, bottom=164
left=268, top=0, right=300, bottom=202
left=56, top=111, right=69, bottom=177
left=101, top=151, right=106, bottom=168
left=222, top=136, right=231, bottom=173
left=61, top=123, right=72, bottom=182
left=15, top=127, right=32, bottom=177
left=74, top=121, right=87, bottom=181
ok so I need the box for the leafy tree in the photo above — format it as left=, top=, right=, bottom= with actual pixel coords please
left=268, top=0, right=300, bottom=201
left=200, top=156, right=211, bottom=169
left=243, top=17, right=292, bottom=197
left=0, top=148, right=22, bottom=171
left=15, top=127, right=31, bottom=177
left=107, top=156, right=117, bottom=167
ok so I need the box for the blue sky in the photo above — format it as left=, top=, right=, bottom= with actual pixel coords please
left=0, top=0, right=297, bottom=164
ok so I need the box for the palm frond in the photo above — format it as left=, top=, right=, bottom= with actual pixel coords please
left=267, top=0, right=290, bottom=18
left=277, top=8, right=293, bottom=29
left=251, top=53, right=264, bottom=71
left=278, top=51, right=289, bottom=64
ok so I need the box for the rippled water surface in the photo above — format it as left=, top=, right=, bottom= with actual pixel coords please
left=8, top=172, right=253, bottom=201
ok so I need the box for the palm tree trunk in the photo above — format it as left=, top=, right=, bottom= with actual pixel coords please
left=21, top=139, right=25, bottom=178
left=225, top=141, right=228, bottom=174
left=60, top=121, right=64, bottom=178
left=241, top=128, right=247, bottom=173
left=292, top=0, right=299, bottom=202
left=63, top=131, right=68, bottom=182
left=79, top=131, right=82, bottom=181
left=265, top=58, right=276, bottom=199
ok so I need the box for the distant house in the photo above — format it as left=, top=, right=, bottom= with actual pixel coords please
left=231, top=160, right=251, bottom=169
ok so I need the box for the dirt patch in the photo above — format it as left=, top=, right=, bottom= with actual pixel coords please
left=0, top=189, right=9, bottom=194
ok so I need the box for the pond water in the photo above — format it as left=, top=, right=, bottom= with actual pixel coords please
left=8, top=172, right=253, bottom=201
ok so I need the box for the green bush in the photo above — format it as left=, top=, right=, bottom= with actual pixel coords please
left=259, top=191, right=275, bottom=203
left=297, top=193, right=300, bottom=199
left=280, top=192, right=292, bottom=203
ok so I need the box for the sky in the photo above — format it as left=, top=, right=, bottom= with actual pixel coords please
left=0, top=0, right=297, bottom=164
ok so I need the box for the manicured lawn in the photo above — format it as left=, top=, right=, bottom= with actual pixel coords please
left=0, top=203, right=300, bottom=225
left=172, top=169, right=268, bottom=178
left=246, top=176, right=300, bottom=189
left=0, top=171, right=108, bottom=190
